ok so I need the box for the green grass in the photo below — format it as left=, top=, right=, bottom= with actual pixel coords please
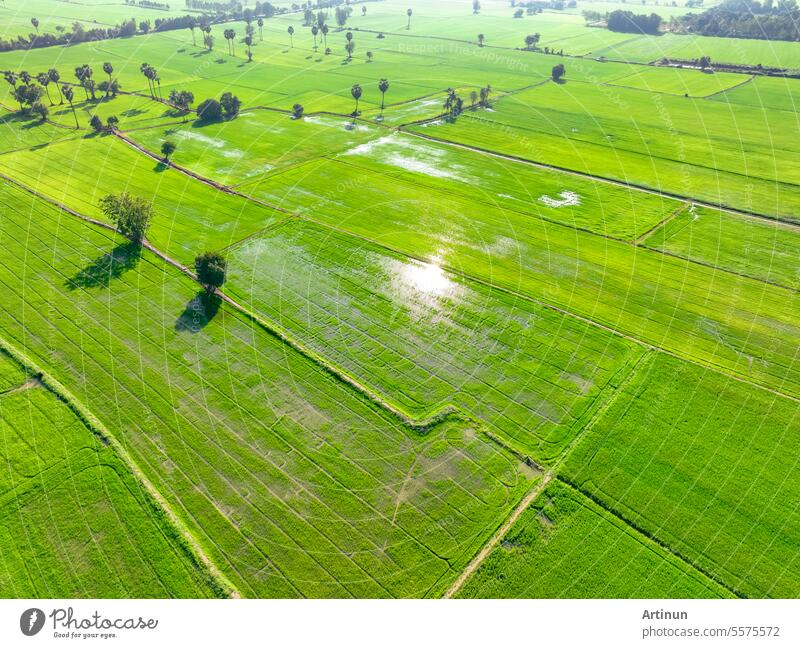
left=0, top=179, right=535, bottom=597
left=644, top=205, right=800, bottom=290
left=0, top=351, right=28, bottom=392
left=0, top=359, right=217, bottom=597
left=224, top=219, right=641, bottom=462
left=713, top=75, right=800, bottom=112
left=607, top=66, right=746, bottom=97
left=563, top=352, right=800, bottom=598
left=128, top=109, right=384, bottom=186
left=238, top=151, right=800, bottom=401
left=591, top=32, right=800, bottom=69
left=0, top=132, right=282, bottom=264
left=415, top=81, right=800, bottom=220
left=457, top=480, right=730, bottom=598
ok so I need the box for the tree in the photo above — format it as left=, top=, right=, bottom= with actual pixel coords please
left=257, top=17, right=264, bottom=41
left=552, top=63, right=566, bottom=81
left=48, top=69, right=62, bottom=104
left=698, top=55, right=711, bottom=68
left=345, top=39, right=355, bottom=60
left=99, top=193, right=153, bottom=243
left=169, top=89, right=194, bottom=119
left=197, top=98, right=222, bottom=121
left=350, top=83, right=362, bottom=121
left=140, top=63, right=156, bottom=98
left=220, top=92, right=241, bottom=118
left=524, top=33, right=541, bottom=49
left=321, top=23, right=329, bottom=50
left=106, top=115, right=119, bottom=130
left=311, top=24, right=319, bottom=51
left=479, top=84, right=491, bottom=107
left=288, top=25, right=294, bottom=47
left=292, top=103, right=304, bottom=119
left=367, top=50, right=373, bottom=62
left=31, top=17, right=39, bottom=33
left=407, top=7, right=413, bottom=29
left=161, top=140, right=177, bottom=161
left=14, top=84, right=43, bottom=112
left=378, top=78, right=389, bottom=117
left=189, top=17, right=197, bottom=46
left=473, top=0, right=481, bottom=14
left=478, top=33, right=485, bottom=46
left=31, top=102, right=48, bottom=122
left=90, top=114, right=104, bottom=131
left=514, top=8, right=524, bottom=18
left=75, top=64, right=95, bottom=100
left=62, top=85, right=79, bottom=127
left=244, top=35, right=253, bottom=61
left=470, top=89, right=478, bottom=107
left=194, top=252, right=227, bottom=294
left=36, top=72, right=53, bottom=104
left=102, top=62, right=113, bottom=98
left=362, top=5, right=367, bottom=16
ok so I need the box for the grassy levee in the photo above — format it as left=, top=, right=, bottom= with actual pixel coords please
left=644, top=206, right=800, bottom=291
left=455, top=480, right=730, bottom=598
left=413, top=81, right=800, bottom=221
left=0, top=351, right=218, bottom=598
left=562, top=353, right=800, bottom=598
left=239, top=154, right=800, bottom=401
left=0, top=133, right=283, bottom=265
left=224, top=219, right=641, bottom=463
left=0, top=179, right=535, bottom=598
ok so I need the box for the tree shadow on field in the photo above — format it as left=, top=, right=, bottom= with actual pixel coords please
left=66, top=241, right=141, bottom=290
left=175, top=291, right=221, bottom=333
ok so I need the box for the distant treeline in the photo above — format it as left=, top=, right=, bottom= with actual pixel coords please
left=607, top=10, right=663, bottom=34
left=0, top=2, right=281, bottom=52
left=674, top=0, right=800, bottom=41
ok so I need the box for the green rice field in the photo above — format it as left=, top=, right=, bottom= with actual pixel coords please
left=1, top=0, right=799, bottom=601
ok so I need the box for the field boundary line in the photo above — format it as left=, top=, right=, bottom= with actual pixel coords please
left=633, top=203, right=688, bottom=245
left=402, top=128, right=800, bottom=231
left=444, top=350, right=649, bottom=598
left=0, top=334, right=237, bottom=599
left=704, top=75, right=756, bottom=99
left=556, top=477, right=743, bottom=598
left=4, top=169, right=798, bottom=409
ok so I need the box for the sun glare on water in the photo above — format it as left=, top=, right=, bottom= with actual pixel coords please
left=402, top=261, right=452, bottom=296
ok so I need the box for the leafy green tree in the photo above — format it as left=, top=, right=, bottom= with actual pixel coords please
left=257, top=17, right=264, bottom=40
left=378, top=78, right=389, bottom=116
left=220, top=92, right=241, bottom=118
left=102, top=62, right=113, bottom=98
left=345, top=38, right=355, bottom=60
left=90, top=114, right=104, bottom=131
left=36, top=72, right=53, bottom=104
left=99, top=192, right=153, bottom=243
left=194, top=252, right=227, bottom=294
left=552, top=63, right=566, bottom=81
left=292, top=103, right=304, bottom=119
left=351, top=83, right=362, bottom=120
left=106, top=115, right=119, bottom=130
left=311, top=24, right=319, bottom=51
left=62, top=85, right=79, bottom=127
left=161, top=140, right=177, bottom=161
left=407, top=7, right=413, bottom=29
left=288, top=25, right=294, bottom=47
left=473, top=0, right=481, bottom=14
left=244, top=35, right=253, bottom=61
left=197, top=97, right=222, bottom=121
left=321, top=23, right=329, bottom=49
left=524, top=33, right=541, bottom=49
left=31, top=102, right=48, bottom=122
left=31, top=17, right=39, bottom=33
left=47, top=68, right=62, bottom=104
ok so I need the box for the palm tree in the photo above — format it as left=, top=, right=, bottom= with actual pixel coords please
left=140, top=63, right=153, bottom=97
left=321, top=24, right=329, bottom=50
left=311, top=25, right=318, bottom=51
left=31, top=17, right=39, bottom=33
left=20, top=70, right=31, bottom=85
left=470, top=89, right=478, bottom=108
left=161, top=140, right=177, bottom=161
left=47, top=68, right=62, bottom=104
left=244, top=35, right=253, bottom=62
left=102, top=62, right=113, bottom=98
left=107, top=115, right=119, bottom=131
left=345, top=39, right=354, bottom=60
left=257, top=17, right=263, bottom=41
left=4, top=71, right=21, bottom=110
left=74, top=66, right=89, bottom=99
left=478, top=33, right=485, bottom=47
left=189, top=17, right=197, bottom=46
left=288, top=25, right=294, bottom=47
left=406, top=8, right=413, bottom=29
left=62, top=85, right=78, bottom=128
left=378, top=78, right=389, bottom=118
left=362, top=5, right=367, bottom=16
left=36, top=73, right=53, bottom=104
left=351, top=83, right=362, bottom=122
